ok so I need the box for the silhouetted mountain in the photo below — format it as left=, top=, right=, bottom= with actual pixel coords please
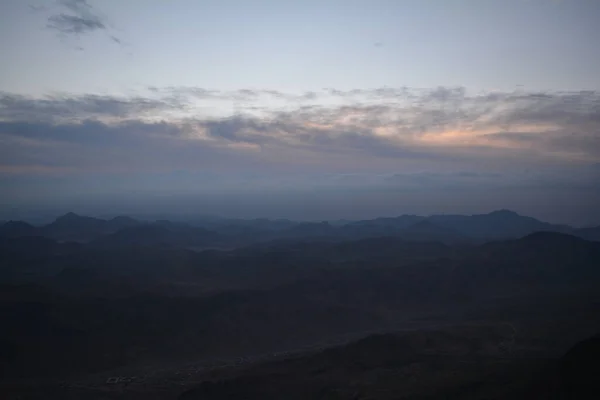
left=1, top=210, right=589, bottom=248
left=348, top=214, right=425, bottom=230
left=90, top=222, right=219, bottom=249
left=573, top=225, right=600, bottom=242
left=308, top=210, right=571, bottom=243
left=332, top=236, right=451, bottom=261
left=282, top=221, right=337, bottom=239
left=428, top=209, right=571, bottom=239
left=39, top=212, right=141, bottom=242
left=41, top=212, right=110, bottom=241
left=482, top=231, right=600, bottom=260
left=91, top=224, right=174, bottom=247
left=0, top=221, right=39, bottom=237
left=337, top=215, right=425, bottom=240
left=106, top=215, right=139, bottom=230
left=277, top=218, right=467, bottom=244
left=398, top=220, right=467, bottom=243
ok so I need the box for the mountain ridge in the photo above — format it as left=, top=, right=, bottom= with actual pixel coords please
left=1, top=210, right=598, bottom=247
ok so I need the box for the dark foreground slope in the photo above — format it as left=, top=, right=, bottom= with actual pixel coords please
left=560, top=333, right=600, bottom=398
left=179, top=325, right=600, bottom=400
left=0, top=232, right=599, bottom=399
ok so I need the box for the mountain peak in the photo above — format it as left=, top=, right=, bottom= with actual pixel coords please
left=3, top=220, right=34, bottom=228
left=488, top=209, right=520, bottom=217
left=0, top=220, right=38, bottom=237
left=51, top=212, right=100, bottom=226
left=109, top=215, right=137, bottom=223
left=56, top=212, right=82, bottom=221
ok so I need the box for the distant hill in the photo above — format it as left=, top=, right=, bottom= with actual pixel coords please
left=347, top=214, right=425, bottom=230
left=337, top=216, right=421, bottom=240
left=472, top=232, right=600, bottom=291
left=0, top=221, right=39, bottom=238
left=90, top=224, right=175, bottom=247
left=106, top=215, right=139, bottom=231
left=90, top=222, right=219, bottom=248
left=43, top=212, right=105, bottom=236
left=283, top=221, right=337, bottom=239
left=427, top=209, right=571, bottom=240
left=481, top=231, right=599, bottom=257
left=40, top=212, right=140, bottom=241
left=340, top=210, right=575, bottom=242
left=397, top=220, right=467, bottom=243
left=3, top=210, right=598, bottom=248
left=573, top=226, right=600, bottom=242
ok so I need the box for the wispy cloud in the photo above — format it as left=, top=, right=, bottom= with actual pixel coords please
left=1, top=87, right=599, bottom=178
left=43, top=0, right=123, bottom=47
left=48, top=12, right=105, bottom=35
left=0, top=91, right=183, bottom=122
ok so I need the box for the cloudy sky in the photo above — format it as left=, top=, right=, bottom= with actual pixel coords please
left=1, top=0, right=599, bottom=224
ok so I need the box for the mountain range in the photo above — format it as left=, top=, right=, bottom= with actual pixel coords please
left=1, top=210, right=598, bottom=249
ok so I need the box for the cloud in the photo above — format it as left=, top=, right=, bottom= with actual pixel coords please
left=0, top=119, right=262, bottom=176
left=1, top=87, right=599, bottom=180
left=2, top=87, right=599, bottom=224
left=152, top=87, right=326, bottom=105
left=0, top=92, right=183, bottom=122
left=48, top=12, right=105, bottom=35
left=44, top=0, right=123, bottom=46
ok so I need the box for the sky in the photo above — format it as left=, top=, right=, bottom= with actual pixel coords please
left=0, top=0, right=599, bottom=225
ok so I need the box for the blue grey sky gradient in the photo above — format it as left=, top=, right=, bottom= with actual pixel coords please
left=2, top=0, right=600, bottom=95
left=1, top=0, right=599, bottom=224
